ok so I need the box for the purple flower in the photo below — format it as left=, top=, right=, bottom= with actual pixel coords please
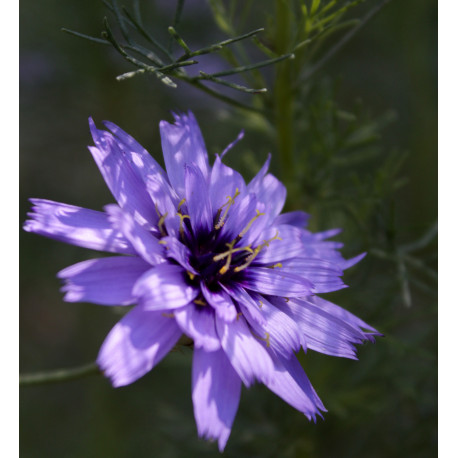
left=24, top=112, right=380, bottom=451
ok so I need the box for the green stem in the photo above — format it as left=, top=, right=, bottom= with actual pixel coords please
left=184, top=79, right=263, bottom=114
left=20, top=362, right=100, bottom=386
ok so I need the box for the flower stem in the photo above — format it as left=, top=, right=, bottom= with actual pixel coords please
left=19, top=362, right=100, bottom=386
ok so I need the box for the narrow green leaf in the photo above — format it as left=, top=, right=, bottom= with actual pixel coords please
left=311, top=0, right=321, bottom=15
left=198, top=71, right=267, bottom=94
left=61, top=28, right=111, bottom=45
left=168, top=26, right=192, bottom=55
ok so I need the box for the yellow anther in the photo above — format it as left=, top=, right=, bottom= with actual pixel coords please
left=268, top=263, right=283, bottom=269
left=258, top=300, right=263, bottom=308
left=193, top=298, right=207, bottom=306
left=236, top=312, right=243, bottom=321
left=265, top=333, right=271, bottom=348
left=162, top=312, right=175, bottom=318
left=252, top=331, right=271, bottom=348
left=219, top=264, right=229, bottom=275
left=187, top=271, right=195, bottom=281
left=177, top=198, right=186, bottom=211
left=236, top=209, right=266, bottom=241
left=285, top=297, right=290, bottom=302
left=213, top=243, right=253, bottom=275
left=177, top=213, right=191, bottom=237
left=214, top=188, right=240, bottom=230
left=158, top=212, right=169, bottom=236
left=213, top=245, right=253, bottom=262
left=233, top=230, right=281, bottom=273
left=218, top=241, right=236, bottom=275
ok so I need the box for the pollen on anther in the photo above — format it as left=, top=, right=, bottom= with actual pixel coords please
left=193, top=298, right=207, bottom=306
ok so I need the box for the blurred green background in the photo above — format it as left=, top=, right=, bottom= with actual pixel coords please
left=20, top=1, right=437, bottom=457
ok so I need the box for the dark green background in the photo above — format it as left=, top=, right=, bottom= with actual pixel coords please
left=20, top=1, right=437, bottom=457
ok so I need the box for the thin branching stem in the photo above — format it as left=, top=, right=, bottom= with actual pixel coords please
left=184, top=79, right=263, bottom=113
left=61, top=28, right=111, bottom=45
left=168, top=0, right=186, bottom=52
left=20, top=362, right=100, bottom=386
left=200, top=53, right=294, bottom=78
left=297, top=0, right=393, bottom=85
left=198, top=72, right=267, bottom=93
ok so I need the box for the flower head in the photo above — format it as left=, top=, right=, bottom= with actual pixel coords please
left=24, top=111, right=380, bottom=451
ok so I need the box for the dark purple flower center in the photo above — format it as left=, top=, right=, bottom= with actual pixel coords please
left=159, top=189, right=279, bottom=290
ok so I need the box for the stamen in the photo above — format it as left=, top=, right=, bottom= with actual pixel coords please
left=235, top=209, right=265, bottom=243
left=258, top=300, right=263, bottom=308
left=265, top=332, right=271, bottom=348
left=193, top=298, right=207, bottom=306
left=234, top=230, right=281, bottom=272
left=218, top=240, right=236, bottom=275
left=187, top=271, right=195, bottom=281
left=177, top=213, right=191, bottom=237
left=267, top=263, right=283, bottom=269
left=212, top=244, right=253, bottom=262
left=177, top=198, right=186, bottom=212
left=158, top=212, right=169, bottom=236
left=252, top=331, right=271, bottom=348
left=214, top=188, right=240, bottom=230
left=161, top=312, right=175, bottom=318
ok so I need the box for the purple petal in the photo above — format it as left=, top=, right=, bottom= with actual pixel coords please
left=23, top=199, right=135, bottom=254
left=159, top=112, right=210, bottom=198
left=272, top=297, right=372, bottom=359
left=97, top=306, right=182, bottom=387
left=313, top=228, right=342, bottom=240
left=310, top=296, right=380, bottom=335
left=216, top=315, right=274, bottom=387
left=144, top=173, right=180, bottom=235
left=243, top=293, right=303, bottom=357
left=58, top=256, right=150, bottom=305
left=265, top=351, right=326, bottom=420
left=299, top=231, right=345, bottom=261
left=341, top=252, right=367, bottom=270
left=160, top=236, right=197, bottom=274
left=222, top=283, right=266, bottom=326
left=133, top=264, right=198, bottom=310
left=280, top=257, right=346, bottom=294
left=246, top=155, right=271, bottom=192
left=105, top=204, right=164, bottom=265
left=89, top=119, right=158, bottom=228
left=242, top=267, right=314, bottom=297
left=246, top=155, right=286, bottom=224
left=221, top=130, right=244, bottom=158
left=209, top=155, right=246, bottom=213
left=252, top=173, right=287, bottom=224
left=185, top=163, right=213, bottom=235
left=192, top=347, right=241, bottom=451
left=201, top=283, right=238, bottom=322
left=102, top=120, right=172, bottom=198
left=254, top=225, right=305, bottom=264
left=218, top=193, right=257, bottom=243
left=281, top=257, right=343, bottom=276
left=273, top=211, right=310, bottom=228
left=174, top=305, right=221, bottom=351
left=239, top=201, right=270, bottom=247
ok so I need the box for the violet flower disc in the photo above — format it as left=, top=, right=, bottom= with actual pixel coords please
left=24, top=112, right=381, bottom=451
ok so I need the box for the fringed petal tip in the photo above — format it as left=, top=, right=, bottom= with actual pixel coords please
left=341, top=252, right=367, bottom=270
